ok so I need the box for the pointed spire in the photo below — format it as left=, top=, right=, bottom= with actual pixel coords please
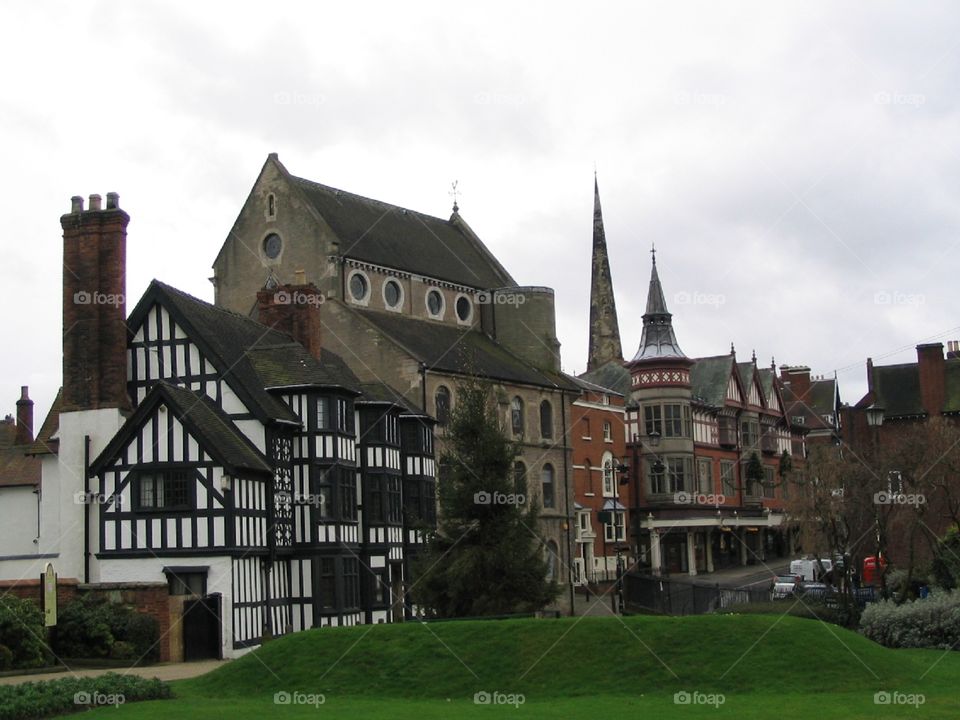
left=631, top=252, right=687, bottom=362
left=587, top=175, right=624, bottom=372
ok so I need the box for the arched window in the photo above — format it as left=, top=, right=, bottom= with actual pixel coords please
left=511, top=396, right=525, bottom=436
left=545, top=540, right=559, bottom=582
left=541, top=463, right=555, bottom=508
left=435, top=385, right=451, bottom=426
left=513, top=461, right=527, bottom=496
left=539, top=400, right=553, bottom=439
left=602, top=451, right=616, bottom=497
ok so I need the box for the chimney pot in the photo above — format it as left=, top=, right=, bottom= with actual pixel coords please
left=106, top=192, right=119, bottom=210
left=15, top=385, right=34, bottom=445
left=88, top=194, right=102, bottom=211
left=71, top=196, right=84, bottom=213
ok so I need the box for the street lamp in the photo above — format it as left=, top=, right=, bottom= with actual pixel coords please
left=865, top=405, right=885, bottom=428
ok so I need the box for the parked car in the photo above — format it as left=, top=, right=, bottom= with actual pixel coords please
left=771, top=574, right=803, bottom=600
left=789, top=557, right=834, bottom=583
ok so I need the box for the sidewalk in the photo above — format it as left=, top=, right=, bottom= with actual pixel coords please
left=0, top=658, right=228, bottom=686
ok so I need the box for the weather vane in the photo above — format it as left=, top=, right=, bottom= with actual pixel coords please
left=449, top=180, right=460, bottom=213
left=651, top=242, right=657, bottom=264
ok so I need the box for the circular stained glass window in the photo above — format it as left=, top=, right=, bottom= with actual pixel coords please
left=349, top=272, right=369, bottom=302
left=427, top=289, right=444, bottom=316
left=384, top=279, right=402, bottom=308
left=263, top=233, right=282, bottom=259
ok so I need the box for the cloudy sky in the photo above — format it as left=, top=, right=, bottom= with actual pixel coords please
left=3, top=1, right=959, bottom=421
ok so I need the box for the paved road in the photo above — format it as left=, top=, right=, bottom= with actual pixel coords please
left=0, top=659, right=227, bottom=686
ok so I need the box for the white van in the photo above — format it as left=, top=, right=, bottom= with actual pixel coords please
left=789, top=558, right=833, bottom=583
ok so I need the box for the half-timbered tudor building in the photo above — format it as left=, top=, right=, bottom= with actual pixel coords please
left=210, top=154, right=578, bottom=612
left=0, top=192, right=437, bottom=660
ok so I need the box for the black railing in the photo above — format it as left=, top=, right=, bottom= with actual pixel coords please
left=623, top=572, right=770, bottom=615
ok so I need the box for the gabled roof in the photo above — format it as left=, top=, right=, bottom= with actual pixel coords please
left=289, top=173, right=515, bottom=290
left=91, top=382, right=272, bottom=477
left=27, top=389, right=62, bottom=457
left=356, top=382, right=422, bottom=414
left=737, top=362, right=767, bottom=409
left=807, top=377, right=840, bottom=417
left=577, top=361, right=631, bottom=397
left=129, top=282, right=303, bottom=425
left=690, top=355, right=737, bottom=409
left=350, top=307, right=579, bottom=392
left=249, top=345, right=360, bottom=394
left=866, top=363, right=925, bottom=417
left=0, top=421, right=40, bottom=488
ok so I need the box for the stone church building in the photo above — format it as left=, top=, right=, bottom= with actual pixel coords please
left=211, top=154, right=578, bottom=609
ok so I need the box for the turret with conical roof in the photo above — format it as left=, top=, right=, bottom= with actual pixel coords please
left=632, top=249, right=687, bottom=362
left=587, top=175, right=624, bottom=372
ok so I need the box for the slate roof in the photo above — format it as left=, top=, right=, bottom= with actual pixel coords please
left=351, top=307, right=579, bottom=392
left=690, top=355, right=736, bottom=408
left=631, top=259, right=687, bottom=362
left=290, top=175, right=515, bottom=290
left=27, top=389, right=62, bottom=457
left=867, top=363, right=925, bottom=417
left=356, top=382, right=423, bottom=414
left=578, top=361, right=631, bottom=397
left=781, top=380, right=835, bottom=431
left=0, top=421, right=40, bottom=488
left=91, top=382, right=272, bottom=477
left=134, top=281, right=368, bottom=425
left=249, top=345, right=360, bottom=394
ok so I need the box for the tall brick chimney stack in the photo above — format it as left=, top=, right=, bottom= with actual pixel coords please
left=256, top=277, right=324, bottom=359
left=15, top=386, right=33, bottom=445
left=917, top=343, right=945, bottom=417
left=780, top=365, right=812, bottom=400
left=61, top=192, right=131, bottom=413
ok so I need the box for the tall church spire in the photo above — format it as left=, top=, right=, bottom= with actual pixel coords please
left=631, top=253, right=687, bottom=362
left=587, top=175, right=624, bottom=372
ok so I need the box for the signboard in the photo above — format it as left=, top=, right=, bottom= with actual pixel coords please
left=42, top=563, right=57, bottom=627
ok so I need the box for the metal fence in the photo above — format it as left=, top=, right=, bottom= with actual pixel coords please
left=623, top=573, right=770, bottom=616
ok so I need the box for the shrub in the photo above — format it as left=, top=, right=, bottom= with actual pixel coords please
left=55, top=595, right=158, bottom=662
left=0, top=672, right=172, bottom=720
left=0, top=596, right=52, bottom=669
left=125, top=612, right=160, bottom=661
left=0, top=644, right=14, bottom=671
left=860, top=590, right=960, bottom=649
left=55, top=596, right=114, bottom=658
left=110, top=641, right=136, bottom=660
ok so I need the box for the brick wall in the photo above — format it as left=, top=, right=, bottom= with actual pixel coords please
left=0, top=578, right=171, bottom=662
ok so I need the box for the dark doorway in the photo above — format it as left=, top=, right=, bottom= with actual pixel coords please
left=183, top=593, right=222, bottom=660
left=389, top=562, right=404, bottom=622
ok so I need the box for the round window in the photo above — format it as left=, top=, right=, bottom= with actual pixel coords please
left=427, top=289, right=444, bottom=316
left=263, top=233, right=282, bottom=259
left=455, top=295, right=472, bottom=322
left=384, top=279, right=402, bottom=308
left=349, top=272, right=369, bottom=302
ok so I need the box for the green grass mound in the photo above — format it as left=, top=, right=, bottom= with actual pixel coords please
left=183, top=614, right=957, bottom=702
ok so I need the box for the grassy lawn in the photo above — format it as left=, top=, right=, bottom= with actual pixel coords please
left=82, top=613, right=960, bottom=718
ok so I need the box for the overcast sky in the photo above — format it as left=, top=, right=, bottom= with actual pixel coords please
left=3, top=1, right=959, bottom=422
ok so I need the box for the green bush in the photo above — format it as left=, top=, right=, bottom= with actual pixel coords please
left=860, top=591, right=960, bottom=649
left=55, top=595, right=158, bottom=662
left=110, top=641, right=136, bottom=660
left=0, top=672, right=172, bottom=720
left=0, top=596, right=52, bottom=669
left=125, top=612, right=160, bottom=661
left=0, top=644, right=14, bottom=671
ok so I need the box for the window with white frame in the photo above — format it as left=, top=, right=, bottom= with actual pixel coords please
left=604, top=511, right=625, bottom=542
left=603, top=421, right=612, bottom=442
left=602, top=452, right=616, bottom=497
